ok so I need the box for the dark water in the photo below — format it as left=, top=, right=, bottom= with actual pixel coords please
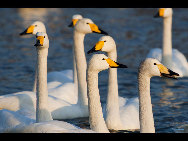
left=0, top=8, right=188, bottom=133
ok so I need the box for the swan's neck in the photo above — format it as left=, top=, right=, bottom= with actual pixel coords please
left=32, top=62, right=37, bottom=92
left=87, top=70, right=109, bottom=133
left=162, top=16, right=173, bottom=68
left=138, top=71, right=155, bottom=133
left=73, top=31, right=88, bottom=106
left=105, top=50, right=123, bottom=129
left=72, top=46, right=78, bottom=96
left=36, top=47, right=52, bottom=123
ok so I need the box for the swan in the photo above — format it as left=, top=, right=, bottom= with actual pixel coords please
left=19, top=20, right=74, bottom=95
left=0, top=32, right=94, bottom=133
left=87, top=54, right=127, bottom=133
left=0, top=20, right=108, bottom=120
left=147, top=8, right=188, bottom=77
left=87, top=35, right=139, bottom=130
left=138, top=58, right=179, bottom=133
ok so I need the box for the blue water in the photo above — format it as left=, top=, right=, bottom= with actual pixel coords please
left=0, top=8, right=188, bottom=133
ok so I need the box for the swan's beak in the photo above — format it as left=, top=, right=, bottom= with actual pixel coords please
left=103, top=58, right=128, bottom=68
left=157, top=64, right=179, bottom=79
left=87, top=41, right=104, bottom=54
left=68, top=19, right=79, bottom=27
left=154, top=8, right=165, bottom=18
left=89, top=23, right=108, bottom=35
left=34, top=36, right=44, bottom=46
left=20, top=25, right=35, bottom=35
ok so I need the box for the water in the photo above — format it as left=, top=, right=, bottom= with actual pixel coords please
left=0, top=8, right=188, bottom=133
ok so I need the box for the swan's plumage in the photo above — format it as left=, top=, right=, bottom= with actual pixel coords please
left=88, top=35, right=139, bottom=130
left=147, top=8, right=188, bottom=77
left=0, top=32, right=94, bottom=133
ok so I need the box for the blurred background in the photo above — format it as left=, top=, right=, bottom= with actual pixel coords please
left=0, top=8, right=188, bottom=132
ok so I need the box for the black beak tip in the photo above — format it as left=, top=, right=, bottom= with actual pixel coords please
left=153, top=12, right=160, bottom=18
left=68, top=22, right=73, bottom=27
left=87, top=47, right=98, bottom=54
left=119, top=64, right=128, bottom=68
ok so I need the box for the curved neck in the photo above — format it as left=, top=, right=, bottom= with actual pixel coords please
left=73, top=30, right=88, bottom=106
left=87, top=69, right=109, bottom=133
left=36, top=47, right=52, bottom=123
left=105, top=49, right=123, bottom=129
left=162, top=16, right=172, bottom=68
left=138, top=71, right=155, bottom=133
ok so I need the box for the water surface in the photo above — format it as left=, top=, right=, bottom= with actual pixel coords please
left=0, top=8, right=188, bottom=133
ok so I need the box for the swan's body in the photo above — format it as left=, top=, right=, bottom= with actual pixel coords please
left=0, top=19, right=108, bottom=120
left=138, top=58, right=179, bottom=133
left=147, top=8, right=188, bottom=77
left=87, top=54, right=127, bottom=133
left=0, top=32, right=94, bottom=133
left=88, top=36, right=139, bottom=130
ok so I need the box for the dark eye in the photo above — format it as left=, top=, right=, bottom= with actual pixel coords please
left=44, top=36, right=45, bottom=38
left=35, top=25, right=37, bottom=27
left=154, top=63, right=157, bottom=65
left=102, top=58, right=105, bottom=60
left=104, top=40, right=106, bottom=42
left=86, top=23, right=89, bottom=24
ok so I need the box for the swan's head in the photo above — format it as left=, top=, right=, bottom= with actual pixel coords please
left=34, top=32, right=49, bottom=48
left=87, top=36, right=116, bottom=54
left=74, top=18, right=108, bottom=35
left=88, top=54, right=127, bottom=72
left=20, top=21, right=46, bottom=36
left=154, top=8, right=173, bottom=18
left=68, top=14, right=83, bottom=27
left=139, top=58, right=179, bottom=79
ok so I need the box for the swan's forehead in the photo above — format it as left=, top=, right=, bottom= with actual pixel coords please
left=32, top=21, right=44, bottom=26
left=145, top=58, right=161, bottom=65
left=82, top=18, right=93, bottom=24
left=72, top=14, right=83, bottom=19
left=100, top=36, right=113, bottom=42
left=92, top=54, right=108, bottom=61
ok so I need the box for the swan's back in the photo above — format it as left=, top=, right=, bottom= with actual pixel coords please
left=4, top=120, right=95, bottom=133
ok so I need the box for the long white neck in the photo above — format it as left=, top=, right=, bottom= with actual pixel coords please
left=162, top=16, right=173, bottom=68
left=87, top=69, right=109, bottom=133
left=72, top=46, right=78, bottom=96
left=36, top=47, right=53, bottom=123
left=138, top=70, right=155, bottom=133
left=73, top=30, right=88, bottom=106
left=105, top=49, right=123, bottom=129
left=32, top=62, right=37, bottom=92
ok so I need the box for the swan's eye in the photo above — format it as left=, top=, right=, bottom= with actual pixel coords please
left=44, top=36, right=45, bottom=38
left=35, top=25, right=37, bottom=27
left=102, top=58, right=105, bottom=60
left=104, top=40, right=106, bottom=42
left=86, top=23, right=89, bottom=24
left=154, top=63, right=157, bottom=65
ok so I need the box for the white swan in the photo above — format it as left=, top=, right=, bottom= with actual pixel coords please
left=0, top=32, right=94, bottom=133
left=138, top=58, right=179, bottom=133
left=87, top=54, right=127, bottom=133
left=0, top=19, right=108, bottom=120
left=147, top=8, right=188, bottom=77
left=87, top=35, right=139, bottom=130
left=19, top=20, right=74, bottom=96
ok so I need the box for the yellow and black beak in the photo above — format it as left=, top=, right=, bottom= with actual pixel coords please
left=155, top=63, right=179, bottom=79
left=103, top=58, right=128, bottom=68
left=68, top=19, right=79, bottom=27
left=87, top=41, right=104, bottom=54
left=154, top=8, right=165, bottom=18
left=20, top=25, right=35, bottom=36
left=34, top=36, right=44, bottom=46
left=88, top=23, right=108, bottom=35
